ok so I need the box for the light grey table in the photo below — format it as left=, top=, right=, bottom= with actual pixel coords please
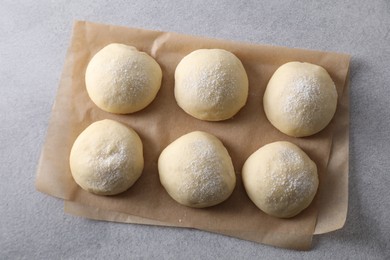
left=1, top=1, right=389, bottom=259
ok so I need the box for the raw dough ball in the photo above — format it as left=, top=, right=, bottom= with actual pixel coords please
left=242, top=141, right=318, bottom=218
left=85, top=43, right=162, bottom=114
left=263, top=62, right=338, bottom=137
left=174, top=49, right=248, bottom=121
left=158, top=131, right=236, bottom=208
left=69, top=119, right=144, bottom=195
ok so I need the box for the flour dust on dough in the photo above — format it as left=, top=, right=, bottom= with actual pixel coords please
left=175, top=49, right=248, bottom=121
left=242, top=141, right=318, bottom=218
left=263, top=62, right=337, bottom=137
left=85, top=43, right=162, bottom=114
left=158, top=131, right=236, bottom=208
left=70, top=119, right=144, bottom=195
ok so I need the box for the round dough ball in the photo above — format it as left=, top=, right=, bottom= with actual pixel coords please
left=174, top=49, right=248, bottom=121
left=70, top=119, right=144, bottom=195
left=158, top=131, right=236, bottom=208
left=263, top=62, right=338, bottom=137
left=242, top=141, right=318, bottom=218
left=85, top=43, right=162, bottom=114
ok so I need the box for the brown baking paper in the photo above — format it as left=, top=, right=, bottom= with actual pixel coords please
left=36, top=21, right=350, bottom=250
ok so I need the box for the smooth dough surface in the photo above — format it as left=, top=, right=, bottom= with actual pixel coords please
left=85, top=43, right=162, bottom=114
left=158, top=131, right=236, bottom=208
left=242, top=141, right=318, bottom=218
left=70, top=119, right=144, bottom=195
left=174, top=49, right=248, bottom=121
left=263, top=61, right=338, bottom=137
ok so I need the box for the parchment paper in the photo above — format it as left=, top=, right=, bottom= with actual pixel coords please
left=36, top=21, right=350, bottom=250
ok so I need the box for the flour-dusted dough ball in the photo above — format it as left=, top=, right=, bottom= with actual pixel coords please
left=174, top=49, right=249, bottom=121
left=69, top=119, right=144, bottom=195
left=158, top=131, right=236, bottom=208
left=263, top=62, right=338, bottom=137
left=242, top=141, right=318, bottom=218
left=85, top=43, right=162, bottom=114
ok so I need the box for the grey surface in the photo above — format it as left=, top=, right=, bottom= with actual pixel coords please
left=1, top=0, right=389, bottom=259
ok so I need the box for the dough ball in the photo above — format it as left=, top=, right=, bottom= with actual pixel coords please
left=85, top=43, right=162, bottom=114
left=70, top=119, right=144, bottom=195
left=242, top=141, right=318, bottom=218
left=158, top=131, right=236, bottom=208
left=263, top=62, right=338, bottom=137
left=174, top=49, right=249, bottom=121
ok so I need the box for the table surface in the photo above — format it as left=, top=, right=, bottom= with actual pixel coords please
left=1, top=1, right=389, bottom=259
